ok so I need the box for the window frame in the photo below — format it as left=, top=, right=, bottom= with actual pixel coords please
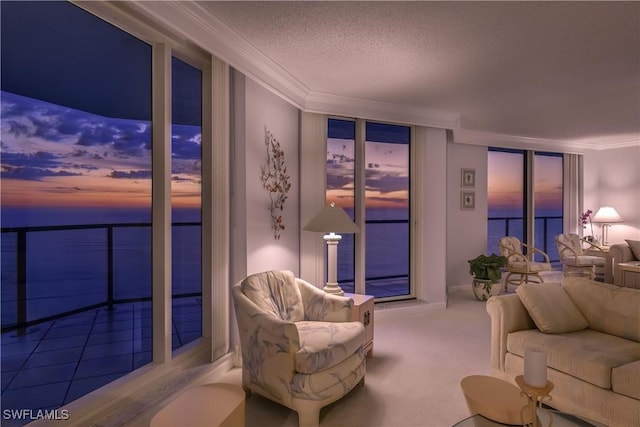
left=329, top=117, right=415, bottom=301
left=487, top=147, right=564, bottom=263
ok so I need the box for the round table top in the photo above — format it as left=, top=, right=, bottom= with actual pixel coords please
left=460, top=375, right=531, bottom=425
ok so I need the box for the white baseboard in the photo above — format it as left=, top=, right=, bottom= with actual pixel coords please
left=374, top=300, right=447, bottom=320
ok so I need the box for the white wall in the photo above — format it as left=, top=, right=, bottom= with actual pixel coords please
left=584, top=145, right=640, bottom=244
left=415, top=127, right=448, bottom=304
left=446, top=142, right=489, bottom=289
left=232, top=72, right=300, bottom=278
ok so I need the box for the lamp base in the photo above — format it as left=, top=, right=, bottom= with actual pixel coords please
left=323, top=282, right=345, bottom=296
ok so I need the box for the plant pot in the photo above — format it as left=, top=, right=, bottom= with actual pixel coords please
left=472, top=278, right=501, bottom=301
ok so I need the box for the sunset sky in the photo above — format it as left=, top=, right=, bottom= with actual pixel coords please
left=326, top=138, right=409, bottom=209
left=488, top=150, right=563, bottom=214
left=1, top=91, right=201, bottom=209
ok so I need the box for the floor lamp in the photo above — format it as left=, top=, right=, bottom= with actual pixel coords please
left=592, top=206, right=623, bottom=247
left=304, top=203, right=359, bottom=296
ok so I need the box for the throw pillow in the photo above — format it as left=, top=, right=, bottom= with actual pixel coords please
left=625, top=239, right=640, bottom=260
left=516, top=283, right=588, bottom=334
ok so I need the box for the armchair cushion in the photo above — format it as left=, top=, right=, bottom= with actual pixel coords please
left=295, top=321, right=365, bottom=373
left=509, top=261, right=551, bottom=272
left=500, top=236, right=527, bottom=262
left=565, top=256, right=605, bottom=266
left=292, top=349, right=365, bottom=399
left=516, top=282, right=588, bottom=334
left=557, top=233, right=584, bottom=256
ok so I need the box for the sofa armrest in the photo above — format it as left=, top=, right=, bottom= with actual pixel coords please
left=296, top=278, right=353, bottom=322
left=610, top=244, right=636, bottom=286
left=486, top=294, right=536, bottom=372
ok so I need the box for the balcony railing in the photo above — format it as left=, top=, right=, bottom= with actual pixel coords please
left=488, top=215, right=563, bottom=264
left=1, top=222, right=201, bottom=332
left=337, top=218, right=410, bottom=298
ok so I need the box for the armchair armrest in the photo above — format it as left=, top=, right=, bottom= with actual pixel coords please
left=556, top=238, right=580, bottom=262
left=232, top=285, right=299, bottom=404
left=522, top=242, right=550, bottom=264
left=296, top=278, right=353, bottom=322
left=581, top=238, right=606, bottom=254
left=486, top=294, right=536, bottom=372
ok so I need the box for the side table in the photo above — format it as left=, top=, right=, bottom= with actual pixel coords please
left=584, top=246, right=612, bottom=283
left=618, top=261, right=640, bottom=289
left=345, top=293, right=374, bottom=357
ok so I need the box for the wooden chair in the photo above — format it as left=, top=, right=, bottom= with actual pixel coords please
left=498, top=236, right=552, bottom=292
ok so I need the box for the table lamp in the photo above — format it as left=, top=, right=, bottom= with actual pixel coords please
left=592, top=206, right=623, bottom=246
left=304, top=203, right=359, bottom=295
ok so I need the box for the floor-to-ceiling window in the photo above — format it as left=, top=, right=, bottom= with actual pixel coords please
left=364, top=122, right=410, bottom=298
left=487, top=149, right=525, bottom=253
left=1, top=1, right=211, bottom=421
left=533, top=153, right=563, bottom=262
left=171, top=57, right=202, bottom=350
left=326, top=118, right=411, bottom=300
left=326, top=118, right=356, bottom=293
left=487, top=148, right=563, bottom=264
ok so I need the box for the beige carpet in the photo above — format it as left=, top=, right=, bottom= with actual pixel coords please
left=219, top=285, right=501, bottom=427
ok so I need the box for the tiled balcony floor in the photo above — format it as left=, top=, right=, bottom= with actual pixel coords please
left=0, top=282, right=410, bottom=426
left=1, top=298, right=201, bottom=427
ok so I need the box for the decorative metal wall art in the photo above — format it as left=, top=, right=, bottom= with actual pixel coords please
left=260, top=127, right=291, bottom=240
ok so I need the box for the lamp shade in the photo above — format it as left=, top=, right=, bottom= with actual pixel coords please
left=592, top=206, right=623, bottom=223
left=304, top=203, right=359, bottom=234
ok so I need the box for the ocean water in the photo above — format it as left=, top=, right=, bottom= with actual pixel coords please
left=1, top=207, right=200, bottom=327
left=1, top=205, right=562, bottom=326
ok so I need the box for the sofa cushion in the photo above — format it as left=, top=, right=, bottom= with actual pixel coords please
left=612, top=360, right=640, bottom=400
left=295, top=320, right=364, bottom=373
left=562, top=277, right=640, bottom=342
left=626, top=239, right=640, bottom=260
left=516, top=283, right=588, bottom=334
left=507, top=329, right=640, bottom=389
left=241, top=270, right=305, bottom=322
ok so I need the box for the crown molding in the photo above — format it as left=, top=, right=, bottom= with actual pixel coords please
left=453, top=129, right=640, bottom=153
left=130, top=1, right=310, bottom=109
left=564, top=134, right=640, bottom=151
left=305, top=91, right=461, bottom=130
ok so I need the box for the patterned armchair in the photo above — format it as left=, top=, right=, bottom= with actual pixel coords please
left=555, top=233, right=606, bottom=280
left=232, top=270, right=366, bottom=427
left=498, top=236, right=552, bottom=292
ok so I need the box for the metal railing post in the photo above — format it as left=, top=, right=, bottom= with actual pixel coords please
left=107, top=226, right=114, bottom=311
left=16, top=230, right=27, bottom=334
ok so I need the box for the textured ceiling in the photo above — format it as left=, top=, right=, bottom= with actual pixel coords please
left=198, top=1, right=640, bottom=145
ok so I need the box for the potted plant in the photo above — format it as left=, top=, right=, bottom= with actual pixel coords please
left=468, top=253, right=508, bottom=301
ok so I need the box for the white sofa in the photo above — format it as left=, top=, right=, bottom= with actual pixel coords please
left=486, top=277, right=640, bottom=427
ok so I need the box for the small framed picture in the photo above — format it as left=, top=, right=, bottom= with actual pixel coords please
left=461, top=168, right=475, bottom=188
left=461, top=191, right=475, bottom=210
